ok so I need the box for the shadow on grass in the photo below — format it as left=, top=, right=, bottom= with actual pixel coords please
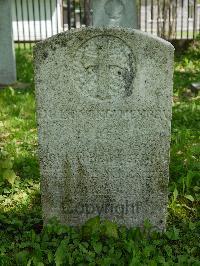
left=0, top=183, right=43, bottom=266
left=172, top=98, right=200, bottom=131
left=14, top=154, right=40, bottom=181
left=0, top=179, right=42, bottom=245
left=173, top=70, right=200, bottom=95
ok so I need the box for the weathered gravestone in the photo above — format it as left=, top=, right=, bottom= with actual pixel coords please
left=0, top=0, right=16, bottom=85
left=92, top=0, right=138, bottom=28
left=34, top=28, right=174, bottom=230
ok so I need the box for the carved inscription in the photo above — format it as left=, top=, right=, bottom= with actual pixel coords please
left=74, top=36, right=136, bottom=101
left=64, top=200, right=141, bottom=217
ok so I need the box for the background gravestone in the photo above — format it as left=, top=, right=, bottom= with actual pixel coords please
left=0, top=0, right=16, bottom=85
left=34, top=28, right=174, bottom=230
left=92, top=0, right=138, bottom=28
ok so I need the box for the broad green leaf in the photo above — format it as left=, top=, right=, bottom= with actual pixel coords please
left=164, top=245, right=172, bottom=257
left=101, top=220, right=118, bottom=239
left=173, top=188, right=178, bottom=202
left=16, top=250, right=30, bottom=266
left=165, top=226, right=180, bottom=240
left=143, top=245, right=155, bottom=257
left=47, top=250, right=54, bottom=263
left=82, top=216, right=100, bottom=237
left=189, top=222, right=196, bottom=230
left=148, top=260, right=157, bottom=266
left=143, top=219, right=152, bottom=230
left=78, top=243, right=88, bottom=253
left=55, top=239, right=68, bottom=266
left=2, top=169, right=17, bottom=186
left=156, top=256, right=166, bottom=264
left=185, top=194, right=194, bottom=202
left=37, top=263, right=44, bottom=266
left=93, top=242, right=102, bottom=254
left=0, top=159, right=13, bottom=169
left=27, top=259, right=33, bottom=266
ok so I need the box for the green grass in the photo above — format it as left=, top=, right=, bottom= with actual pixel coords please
left=0, top=42, right=200, bottom=265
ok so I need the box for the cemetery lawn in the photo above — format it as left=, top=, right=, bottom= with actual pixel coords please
left=0, top=41, right=199, bottom=265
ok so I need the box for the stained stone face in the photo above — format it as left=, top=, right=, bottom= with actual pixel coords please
left=34, top=28, right=174, bottom=230
left=92, top=0, right=138, bottom=28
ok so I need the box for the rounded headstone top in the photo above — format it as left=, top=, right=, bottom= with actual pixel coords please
left=34, top=27, right=174, bottom=54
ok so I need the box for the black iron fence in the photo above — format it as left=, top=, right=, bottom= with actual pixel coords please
left=12, top=0, right=200, bottom=47
left=138, top=0, right=200, bottom=39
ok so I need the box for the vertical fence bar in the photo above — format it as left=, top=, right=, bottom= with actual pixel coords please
left=84, top=0, right=91, bottom=26
left=162, top=0, right=165, bottom=38
left=32, top=0, right=37, bottom=42
left=181, top=0, right=184, bottom=38
left=67, top=0, right=71, bottom=29
left=73, top=0, right=76, bottom=28
left=26, top=0, right=31, bottom=48
left=84, top=0, right=86, bottom=26
left=38, top=0, right=42, bottom=41
left=44, top=0, right=48, bottom=38
left=187, top=0, right=189, bottom=39
left=62, top=0, right=64, bottom=31
left=175, top=0, right=178, bottom=40
left=91, top=0, right=94, bottom=26
left=138, top=0, right=141, bottom=30
left=50, top=0, right=53, bottom=35
left=79, top=0, right=82, bottom=27
left=193, top=0, right=196, bottom=38
left=151, top=0, right=153, bottom=34
left=20, top=0, right=25, bottom=48
left=56, top=0, right=59, bottom=34
left=157, top=0, right=159, bottom=36
left=145, top=0, right=147, bottom=32
left=199, top=1, right=200, bottom=34
left=168, top=0, right=171, bottom=39
left=14, top=0, right=20, bottom=48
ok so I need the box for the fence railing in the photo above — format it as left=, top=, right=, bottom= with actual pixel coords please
left=12, top=0, right=200, bottom=47
left=139, top=0, right=200, bottom=39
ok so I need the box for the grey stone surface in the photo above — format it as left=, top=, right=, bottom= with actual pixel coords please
left=92, top=0, right=138, bottom=28
left=0, top=0, right=16, bottom=85
left=34, top=28, right=174, bottom=230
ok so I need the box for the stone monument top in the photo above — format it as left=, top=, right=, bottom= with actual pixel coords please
left=92, top=0, right=138, bottom=28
